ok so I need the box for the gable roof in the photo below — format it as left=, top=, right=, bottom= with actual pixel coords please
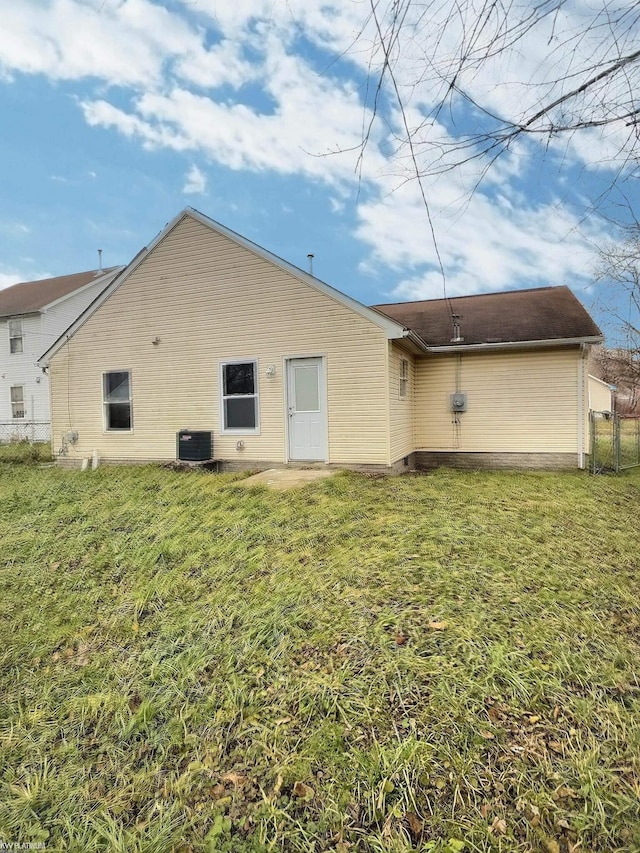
left=0, top=268, right=122, bottom=319
left=374, top=286, right=603, bottom=350
left=39, top=208, right=421, bottom=366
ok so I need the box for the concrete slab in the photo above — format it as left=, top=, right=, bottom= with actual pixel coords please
left=237, top=468, right=337, bottom=490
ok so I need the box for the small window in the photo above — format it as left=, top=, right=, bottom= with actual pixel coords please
left=399, top=357, right=409, bottom=399
left=103, top=371, right=132, bottom=431
left=9, top=318, right=23, bottom=354
left=221, top=361, right=258, bottom=432
left=10, top=386, right=25, bottom=419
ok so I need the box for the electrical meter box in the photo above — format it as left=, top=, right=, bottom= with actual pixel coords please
left=450, top=392, right=467, bottom=413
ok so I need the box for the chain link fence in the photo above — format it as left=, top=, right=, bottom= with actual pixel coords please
left=590, top=412, right=640, bottom=473
left=0, top=421, right=51, bottom=444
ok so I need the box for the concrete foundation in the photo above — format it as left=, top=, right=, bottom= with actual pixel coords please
left=56, top=450, right=578, bottom=473
left=414, top=451, right=580, bottom=471
left=55, top=455, right=416, bottom=475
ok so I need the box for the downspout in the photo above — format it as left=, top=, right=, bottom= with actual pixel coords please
left=384, top=340, right=392, bottom=467
left=577, top=344, right=586, bottom=469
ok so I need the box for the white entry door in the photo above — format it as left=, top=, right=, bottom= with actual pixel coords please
left=287, top=357, right=327, bottom=461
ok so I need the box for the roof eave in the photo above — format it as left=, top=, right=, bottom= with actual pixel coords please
left=39, top=267, right=125, bottom=314
left=0, top=309, right=43, bottom=320
left=426, top=335, right=604, bottom=353
left=401, top=328, right=431, bottom=354
left=186, top=208, right=408, bottom=338
left=40, top=208, right=409, bottom=366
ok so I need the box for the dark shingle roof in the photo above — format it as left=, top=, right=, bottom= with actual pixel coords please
left=373, top=286, right=602, bottom=347
left=0, top=268, right=120, bottom=318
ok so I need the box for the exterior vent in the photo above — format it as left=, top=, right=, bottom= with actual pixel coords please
left=177, top=430, right=213, bottom=462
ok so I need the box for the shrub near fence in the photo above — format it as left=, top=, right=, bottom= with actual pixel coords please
left=0, top=441, right=53, bottom=464
left=590, top=412, right=640, bottom=473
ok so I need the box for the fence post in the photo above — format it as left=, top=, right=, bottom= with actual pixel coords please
left=614, top=414, right=621, bottom=473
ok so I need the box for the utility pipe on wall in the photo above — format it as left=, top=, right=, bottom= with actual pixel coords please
left=577, top=344, right=586, bottom=469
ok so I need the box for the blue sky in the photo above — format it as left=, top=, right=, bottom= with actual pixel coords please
left=0, top=0, right=637, bottom=337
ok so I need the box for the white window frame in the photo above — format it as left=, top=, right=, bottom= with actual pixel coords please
left=10, top=385, right=25, bottom=419
left=9, top=318, right=23, bottom=355
left=102, top=370, right=133, bottom=432
left=399, top=357, right=409, bottom=399
left=219, top=359, right=260, bottom=435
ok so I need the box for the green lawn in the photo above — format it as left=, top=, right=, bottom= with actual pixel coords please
left=591, top=417, right=640, bottom=472
left=0, top=463, right=639, bottom=852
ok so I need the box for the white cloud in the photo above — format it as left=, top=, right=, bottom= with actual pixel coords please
left=81, top=37, right=386, bottom=184
left=0, top=268, right=48, bottom=290
left=0, top=0, right=183, bottom=86
left=183, top=164, right=207, bottom=194
left=0, top=274, right=21, bottom=290
left=356, top=177, right=610, bottom=300
left=0, top=0, right=248, bottom=91
left=175, top=39, right=257, bottom=89
left=0, top=221, right=31, bottom=236
left=0, top=0, right=631, bottom=301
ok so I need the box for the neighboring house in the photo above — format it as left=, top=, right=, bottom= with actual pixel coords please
left=587, top=374, right=613, bottom=413
left=0, top=267, right=122, bottom=442
left=38, top=208, right=603, bottom=470
left=589, top=346, right=639, bottom=416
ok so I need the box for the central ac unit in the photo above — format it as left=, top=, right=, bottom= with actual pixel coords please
left=177, top=430, right=213, bottom=462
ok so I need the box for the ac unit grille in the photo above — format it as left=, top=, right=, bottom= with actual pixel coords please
left=177, top=430, right=213, bottom=462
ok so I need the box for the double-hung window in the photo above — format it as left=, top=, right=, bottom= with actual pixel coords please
left=399, top=357, right=409, bottom=399
left=9, top=318, right=23, bottom=354
left=221, top=361, right=258, bottom=432
left=10, top=386, right=25, bottom=419
left=103, top=371, right=132, bottom=430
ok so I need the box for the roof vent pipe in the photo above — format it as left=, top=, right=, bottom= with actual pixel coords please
left=307, top=253, right=314, bottom=276
left=97, top=249, right=103, bottom=271
left=451, top=314, right=464, bottom=343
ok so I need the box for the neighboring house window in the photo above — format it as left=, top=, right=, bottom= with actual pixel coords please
left=11, top=386, right=25, bottom=419
left=399, top=357, right=409, bottom=399
left=9, top=318, right=23, bottom=354
left=221, top=361, right=258, bottom=431
left=103, top=371, right=132, bottom=430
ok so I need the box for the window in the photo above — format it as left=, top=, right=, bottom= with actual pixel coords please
left=10, top=386, right=25, bottom=419
left=221, top=361, right=258, bottom=432
left=103, top=371, right=132, bottom=430
left=9, top=318, right=23, bottom=354
left=399, top=357, right=409, bottom=399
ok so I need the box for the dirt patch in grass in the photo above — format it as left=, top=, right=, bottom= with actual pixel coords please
left=0, top=465, right=639, bottom=851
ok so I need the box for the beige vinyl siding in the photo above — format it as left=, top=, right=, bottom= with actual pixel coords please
left=49, top=215, right=390, bottom=465
left=588, top=374, right=612, bottom=413
left=389, top=343, right=415, bottom=463
left=414, top=348, right=581, bottom=453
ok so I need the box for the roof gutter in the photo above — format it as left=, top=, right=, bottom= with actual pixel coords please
left=425, top=335, right=603, bottom=354
left=0, top=310, right=42, bottom=320
left=401, top=327, right=431, bottom=354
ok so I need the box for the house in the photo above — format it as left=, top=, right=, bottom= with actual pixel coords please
left=38, top=208, right=603, bottom=470
left=373, top=288, right=603, bottom=469
left=0, top=267, right=122, bottom=442
left=587, top=374, right=613, bottom=413
left=589, top=347, right=639, bottom=415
